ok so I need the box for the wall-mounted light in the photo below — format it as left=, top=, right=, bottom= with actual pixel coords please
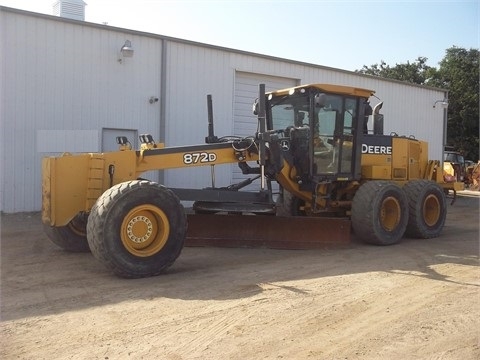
left=118, top=40, right=134, bottom=63
left=149, top=96, right=159, bottom=104
left=433, top=99, right=448, bottom=108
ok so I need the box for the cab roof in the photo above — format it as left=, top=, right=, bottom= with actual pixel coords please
left=267, top=84, right=375, bottom=98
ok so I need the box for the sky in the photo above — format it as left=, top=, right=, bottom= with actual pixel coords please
left=0, top=0, right=478, bottom=71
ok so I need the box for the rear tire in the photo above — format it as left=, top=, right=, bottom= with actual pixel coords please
left=87, top=180, right=186, bottom=278
left=44, top=212, right=90, bottom=252
left=403, top=180, right=446, bottom=238
left=352, top=181, right=408, bottom=245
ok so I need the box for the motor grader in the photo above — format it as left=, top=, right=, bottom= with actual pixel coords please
left=42, top=83, right=463, bottom=278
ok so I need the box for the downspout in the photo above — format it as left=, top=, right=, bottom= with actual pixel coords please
left=158, top=38, right=168, bottom=184
left=442, top=90, right=449, bottom=169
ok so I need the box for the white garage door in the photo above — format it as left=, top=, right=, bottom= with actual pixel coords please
left=233, top=72, right=298, bottom=191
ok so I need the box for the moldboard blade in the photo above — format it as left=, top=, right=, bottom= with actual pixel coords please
left=185, top=214, right=351, bottom=249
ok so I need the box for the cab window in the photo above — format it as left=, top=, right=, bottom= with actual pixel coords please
left=269, top=95, right=310, bottom=130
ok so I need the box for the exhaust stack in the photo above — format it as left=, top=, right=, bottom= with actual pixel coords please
left=373, top=102, right=384, bottom=135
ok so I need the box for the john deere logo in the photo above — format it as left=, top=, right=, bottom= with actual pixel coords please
left=362, top=144, right=392, bottom=155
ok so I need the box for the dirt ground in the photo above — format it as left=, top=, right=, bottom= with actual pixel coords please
left=1, top=192, right=479, bottom=360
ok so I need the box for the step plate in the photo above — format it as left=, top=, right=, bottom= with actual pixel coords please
left=185, top=214, right=351, bottom=249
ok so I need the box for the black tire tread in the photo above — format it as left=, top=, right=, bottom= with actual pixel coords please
left=43, top=213, right=90, bottom=252
left=352, top=181, right=408, bottom=245
left=403, top=179, right=446, bottom=239
left=87, top=180, right=186, bottom=278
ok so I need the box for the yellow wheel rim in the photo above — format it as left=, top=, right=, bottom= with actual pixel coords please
left=423, top=194, right=440, bottom=227
left=120, top=205, right=170, bottom=257
left=380, top=196, right=401, bottom=232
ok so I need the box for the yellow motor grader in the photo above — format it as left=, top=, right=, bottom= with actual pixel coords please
left=42, top=83, right=463, bottom=278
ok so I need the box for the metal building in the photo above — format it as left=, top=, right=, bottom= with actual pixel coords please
left=0, top=6, right=448, bottom=213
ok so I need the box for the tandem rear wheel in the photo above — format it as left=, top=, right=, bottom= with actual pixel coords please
left=403, top=180, right=446, bottom=238
left=351, top=180, right=447, bottom=245
left=352, top=181, right=409, bottom=245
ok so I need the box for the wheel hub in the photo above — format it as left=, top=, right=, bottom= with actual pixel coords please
left=126, top=215, right=153, bottom=243
left=380, top=196, right=401, bottom=231
left=423, top=194, right=440, bottom=226
left=120, top=205, right=170, bottom=257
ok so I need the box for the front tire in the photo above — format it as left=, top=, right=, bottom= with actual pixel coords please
left=352, top=181, right=408, bottom=245
left=87, top=180, right=186, bottom=278
left=403, top=180, right=446, bottom=238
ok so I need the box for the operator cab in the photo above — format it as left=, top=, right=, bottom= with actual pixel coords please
left=265, top=84, right=373, bottom=189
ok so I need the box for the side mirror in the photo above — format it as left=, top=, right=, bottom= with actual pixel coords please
left=315, top=93, right=326, bottom=108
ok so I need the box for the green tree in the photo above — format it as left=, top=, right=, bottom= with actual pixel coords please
left=357, top=56, right=435, bottom=85
left=357, top=47, right=479, bottom=160
left=428, top=47, right=479, bottom=161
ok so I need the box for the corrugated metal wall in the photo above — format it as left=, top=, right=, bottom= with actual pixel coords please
left=0, top=7, right=447, bottom=212
left=1, top=8, right=162, bottom=212
left=162, top=41, right=235, bottom=190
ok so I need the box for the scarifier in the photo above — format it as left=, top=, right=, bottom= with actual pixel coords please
left=42, top=83, right=464, bottom=278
